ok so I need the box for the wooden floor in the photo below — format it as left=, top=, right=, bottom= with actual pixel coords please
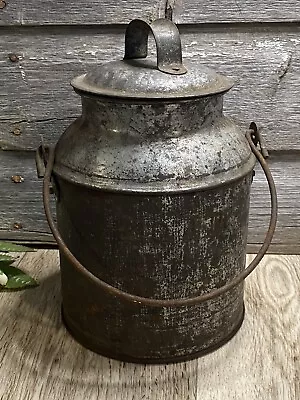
left=0, top=251, right=299, bottom=400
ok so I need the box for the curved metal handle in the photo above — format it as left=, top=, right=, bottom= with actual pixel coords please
left=42, top=128, right=277, bottom=308
left=124, top=18, right=187, bottom=75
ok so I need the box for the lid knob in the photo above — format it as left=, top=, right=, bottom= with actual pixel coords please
left=124, top=18, right=187, bottom=75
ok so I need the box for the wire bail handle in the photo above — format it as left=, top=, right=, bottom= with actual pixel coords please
left=39, top=123, right=277, bottom=308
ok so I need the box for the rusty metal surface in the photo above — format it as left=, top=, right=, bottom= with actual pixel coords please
left=42, top=130, right=277, bottom=308
left=61, top=306, right=246, bottom=364
left=56, top=175, right=250, bottom=361
left=39, top=18, right=277, bottom=363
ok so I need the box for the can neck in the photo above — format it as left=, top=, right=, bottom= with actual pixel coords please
left=81, top=95, right=224, bottom=140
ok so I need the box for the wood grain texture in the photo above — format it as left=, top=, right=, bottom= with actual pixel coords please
left=1, top=0, right=299, bottom=25
left=0, top=151, right=56, bottom=239
left=249, top=153, right=300, bottom=252
left=169, top=0, right=300, bottom=23
left=0, top=151, right=299, bottom=252
left=0, top=251, right=299, bottom=399
left=1, top=25, right=300, bottom=151
left=196, top=253, right=300, bottom=399
left=0, top=0, right=165, bottom=26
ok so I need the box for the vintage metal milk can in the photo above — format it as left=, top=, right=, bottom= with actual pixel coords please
left=38, top=18, right=277, bottom=363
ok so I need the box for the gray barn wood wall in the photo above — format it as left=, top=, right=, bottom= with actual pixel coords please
left=0, top=1, right=299, bottom=253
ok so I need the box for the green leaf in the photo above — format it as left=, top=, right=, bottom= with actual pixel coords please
left=0, top=241, right=34, bottom=253
left=0, top=264, right=38, bottom=290
left=0, top=254, right=15, bottom=264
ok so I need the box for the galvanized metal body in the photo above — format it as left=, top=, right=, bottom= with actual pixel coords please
left=57, top=178, right=251, bottom=362
left=49, top=18, right=260, bottom=363
left=54, top=95, right=254, bottom=192
left=53, top=92, right=255, bottom=362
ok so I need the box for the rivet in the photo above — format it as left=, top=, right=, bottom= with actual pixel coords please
left=13, top=223, right=23, bottom=230
left=11, top=175, right=24, bottom=183
left=0, top=1, right=6, bottom=9
left=9, top=54, right=19, bottom=63
left=12, top=128, right=21, bottom=136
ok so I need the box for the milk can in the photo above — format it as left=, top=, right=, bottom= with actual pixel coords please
left=37, top=18, right=277, bottom=363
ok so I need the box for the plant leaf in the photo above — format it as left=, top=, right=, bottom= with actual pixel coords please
left=0, top=270, right=8, bottom=286
left=0, top=254, right=15, bottom=264
left=0, top=264, right=38, bottom=289
left=0, top=241, right=34, bottom=253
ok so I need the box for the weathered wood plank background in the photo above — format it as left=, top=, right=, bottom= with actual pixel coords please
left=169, top=0, right=300, bottom=23
left=0, top=1, right=299, bottom=252
left=0, top=0, right=166, bottom=25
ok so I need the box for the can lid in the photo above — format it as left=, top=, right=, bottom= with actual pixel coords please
left=71, top=19, right=233, bottom=99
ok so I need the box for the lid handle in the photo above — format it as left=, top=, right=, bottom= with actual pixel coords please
left=124, top=18, right=187, bottom=75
